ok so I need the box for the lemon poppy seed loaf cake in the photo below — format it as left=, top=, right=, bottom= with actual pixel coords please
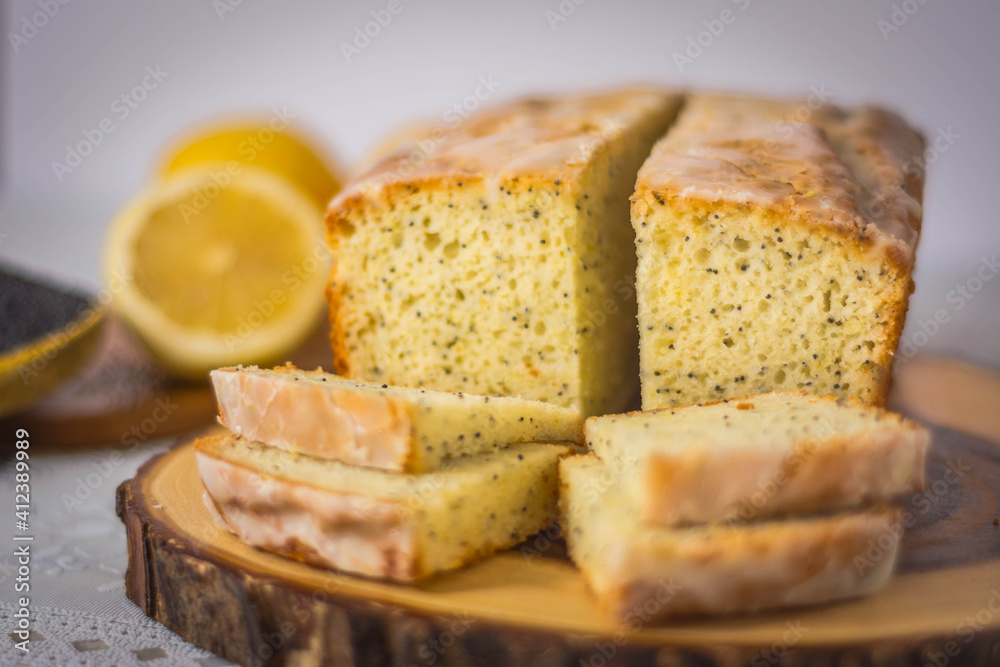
left=632, top=94, right=925, bottom=409
left=327, top=89, right=684, bottom=416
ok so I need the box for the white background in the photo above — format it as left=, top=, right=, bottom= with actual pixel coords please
left=2, top=0, right=998, bottom=367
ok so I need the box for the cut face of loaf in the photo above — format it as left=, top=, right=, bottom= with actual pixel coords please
left=196, top=435, right=572, bottom=581
left=632, top=94, right=925, bottom=409
left=211, top=365, right=582, bottom=471
left=586, top=392, right=929, bottom=526
left=327, top=89, right=684, bottom=416
left=559, top=455, right=901, bottom=620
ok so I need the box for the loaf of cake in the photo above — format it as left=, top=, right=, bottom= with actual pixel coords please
left=632, top=94, right=925, bottom=409
left=212, top=364, right=582, bottom=471
left=327, top=89, right=684, bottom=416
left=586, top=392, right=929, bottom=526
left=196, top=434, right=572, bottom=581
left=560, top=454, right=901, bottom=619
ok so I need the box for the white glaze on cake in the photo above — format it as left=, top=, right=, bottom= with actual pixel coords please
left=212, top=367, right=412, bottom=470
left=197, top=451, right=417, bottom=579
left=560, top=454, right=902, bottom=619
left=332, top=88, right=677, bottom=208
left=634, top=94, right=924, bottom=267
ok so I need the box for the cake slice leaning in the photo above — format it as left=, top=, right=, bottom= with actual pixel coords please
left=196, top=434, right=572, bottom=581
left=632, top=93, right=925, bottom=409
left=586, top=392, right=929, bottom=526
left=211, top=364, right=582, bottom=471
left=560, top=455, right=901, bottom=619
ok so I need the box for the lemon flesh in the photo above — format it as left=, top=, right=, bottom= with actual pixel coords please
left=106, top=166, right=329, bottom=378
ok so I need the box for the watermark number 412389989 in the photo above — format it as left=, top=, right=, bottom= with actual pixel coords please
left=12, top=428, right=33, bottom=654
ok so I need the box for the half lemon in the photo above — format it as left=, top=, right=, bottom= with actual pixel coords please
left=105, top=165, right=330, bottom=378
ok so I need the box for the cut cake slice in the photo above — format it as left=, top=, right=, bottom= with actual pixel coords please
left=211, top=364, right=582, bottom=471
left=196, top=434, right=572, bottom=581
left=586, top=392, right=929, bottom=526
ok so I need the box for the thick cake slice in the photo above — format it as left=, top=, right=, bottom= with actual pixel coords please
left=327, top=89, right=684, bottom=416
left=632, top=94, right=925, bottom=409
left=196, top=434, right=572, bottom=581
left=560, top=455, right=901, bottom=619
left=211, top=364, right=582, bottom=471
left=586, top=392, right=929, bottom=526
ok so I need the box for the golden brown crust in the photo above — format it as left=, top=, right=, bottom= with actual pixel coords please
left=870, top=273, right=914, bottom=402
left=325, top=278, right=351, bottom=377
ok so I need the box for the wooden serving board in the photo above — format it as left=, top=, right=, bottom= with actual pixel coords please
left=117, top=357, right=1000, bottom=666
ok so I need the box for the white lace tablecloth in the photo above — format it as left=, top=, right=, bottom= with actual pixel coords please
left=0, top=441, right=234, bottom=666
